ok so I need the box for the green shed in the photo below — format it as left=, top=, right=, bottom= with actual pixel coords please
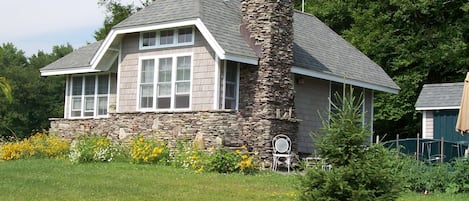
left=415, top=83, right=469, bottom=142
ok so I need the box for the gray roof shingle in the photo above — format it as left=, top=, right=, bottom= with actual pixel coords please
left=415, top=83, right=463, bottom=110
left=292, top=11, right=399, bottom=91
left=114, top=0, right=201, bottom=29
left=41, top=0, right=399, bottom=92
left=41, top=41, right=102, bottom=71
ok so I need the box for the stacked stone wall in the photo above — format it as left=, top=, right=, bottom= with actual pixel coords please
left=239, top=0, right=298, bottom=162
left=50, top=111, right=242, bottom=150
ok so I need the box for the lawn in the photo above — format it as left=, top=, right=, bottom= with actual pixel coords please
left=1, top=159, right=468, bottom=201
left=0, top=159, right=297, bottom=201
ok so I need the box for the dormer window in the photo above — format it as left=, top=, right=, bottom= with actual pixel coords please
left=140, top=27, right=194, bottom=49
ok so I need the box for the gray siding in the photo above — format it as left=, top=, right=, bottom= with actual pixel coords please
left=118, top=29, right=216, bottom=112
left=294, top=76, right=330, bottom=154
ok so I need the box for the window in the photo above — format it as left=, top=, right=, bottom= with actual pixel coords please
left=159, top=30, right=174, bottom=45
left=140, top=27, right=194, bottom=49
left=224, top=61, right=239, bottom=109
left=138, top=54, right=192, bottom=110
left=70, top=74, right=109, bottom=118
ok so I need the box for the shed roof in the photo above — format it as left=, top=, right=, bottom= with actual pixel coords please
left=415, top=83, right=463, bottom=110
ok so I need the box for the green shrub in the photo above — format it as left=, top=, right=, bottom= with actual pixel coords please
left=171, top=139, right=207, bottom=173
left=450, top=158, right=469, bottom=193
left=207, top=148, right=239, bottom=173
left=299, top=85, right=402, bottom=201
left=69, top=135, right=119, bottom=163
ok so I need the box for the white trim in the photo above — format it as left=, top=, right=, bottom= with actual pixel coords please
left=91, top=19, right=227, bottom=70
left=194, top=18, right=225, bottom=60
left=291, top=66, right=399, bottom=94
left=370, top=90, right=374, bottom=132
left=222, top=61, right=226, bottom=109
left=136, top=53, right=193, bottom=112
left=92, top=20, right=200, bottom=66
left=235, top=63, right=240, bottom=110
left=64, top=75, right=69, bottom=118
left=362, top=88, right=366, bottom=128
left=41, top=68, right=101, bottom=76
left=422, top=111, right=427, bottom=138
left=415, top=106, right=460, bottom=111
left=213, top=55, right=220, bottom=110
left=116, top=43, right=122, bottom=112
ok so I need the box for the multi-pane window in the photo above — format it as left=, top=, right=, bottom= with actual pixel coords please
left=141, top=27, right=194, bottom=49
left=159, top=30, right=174, bottom=45
left=139, top=55, right=192, bottom=110
left=70, top=74, right=109, bottom=118
left=224, top=61, right=239, bottom=110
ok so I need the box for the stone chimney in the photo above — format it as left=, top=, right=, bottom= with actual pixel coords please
left=239, top=0, right=297, bottom=164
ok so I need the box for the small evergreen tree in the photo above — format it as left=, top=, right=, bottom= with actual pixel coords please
left=299, top=85, right=402, bottom=201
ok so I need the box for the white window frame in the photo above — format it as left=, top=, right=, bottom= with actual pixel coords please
left=139, top=27, right=195, bottom=50
left=68, top=73, right=110, bottom=119
left=137, top=53, right=193, bottom=112
left=222, top=61, right=240, bottom=110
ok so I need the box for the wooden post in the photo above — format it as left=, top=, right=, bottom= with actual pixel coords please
left=416, top=133, right=420, bottom=162
left=441, top=137, right=444, bottom=163
left=376, top=135, right=380, bottom=144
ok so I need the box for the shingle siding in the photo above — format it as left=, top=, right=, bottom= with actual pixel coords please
left=295, top=77, right=330, bottom=154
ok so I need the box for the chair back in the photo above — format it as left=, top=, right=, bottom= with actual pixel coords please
left=272, top=134, right=291, bottom=154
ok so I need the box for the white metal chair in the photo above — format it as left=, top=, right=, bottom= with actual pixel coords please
left=272, top=134, right=293, bottom=172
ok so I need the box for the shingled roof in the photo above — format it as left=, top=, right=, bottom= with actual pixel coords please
left=41, top=41, right=102, bottom=72
left=415, top=83, right=463, bottom=110
left=41, top=0, right=399, bottom=93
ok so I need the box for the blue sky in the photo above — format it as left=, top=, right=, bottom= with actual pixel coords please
left=0, top=0, right=138, bottom=56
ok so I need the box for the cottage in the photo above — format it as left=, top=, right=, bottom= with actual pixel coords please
left=40, top=0, right=399, bottom=162
left=415, top=83, right=469, bottom=141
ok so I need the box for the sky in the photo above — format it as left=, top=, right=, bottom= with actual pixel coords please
left=0, top=0, right=139, bottom=57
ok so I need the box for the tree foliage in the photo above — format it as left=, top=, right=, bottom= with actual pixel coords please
left=0, top=77, right=12, bottom=103
left=296, top=0, right=469, bottom=137
left=299, top=86, right=402, bottom=200
left=0, top=43, right=72, bottom=138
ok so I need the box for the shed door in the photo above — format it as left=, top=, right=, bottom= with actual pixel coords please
left=434, top=110, right=469, bottom=141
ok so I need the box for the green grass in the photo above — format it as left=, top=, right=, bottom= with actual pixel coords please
left=1, top=159, right=468, bottom=201
left=0, top=159, right=297, bottom=201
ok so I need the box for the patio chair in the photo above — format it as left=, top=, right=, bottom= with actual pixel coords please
left=272, top=134, right=293, bottom=172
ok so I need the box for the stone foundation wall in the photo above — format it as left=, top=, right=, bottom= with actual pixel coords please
left=50, top=111, right=242, bottom=150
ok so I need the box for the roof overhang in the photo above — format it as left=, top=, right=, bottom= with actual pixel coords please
left=415, top=106, right=460, bottom=111
left=41, top=67, right=101, bottom=76
left=291, top=66, right=400, bottom=94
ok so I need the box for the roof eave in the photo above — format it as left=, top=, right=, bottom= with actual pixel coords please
left=40, top=67, right=101, bottom=76
left=291, top=66, right=400, bottom=94
left=415, top=106, right=460, bottom=111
